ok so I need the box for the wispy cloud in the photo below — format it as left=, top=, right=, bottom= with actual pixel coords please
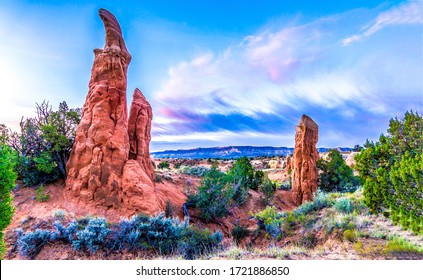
left=152, top=1, right=422, bottom=149
left=342, top=1, right=422, bottom=45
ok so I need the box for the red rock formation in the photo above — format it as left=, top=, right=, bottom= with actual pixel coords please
left=291, top=115, right=319, bottom=205
left=128, top=89, right=155, bottom=181
left=285, top=155, right=292, bottom=176
left=66, top=9, right=160, bottom=213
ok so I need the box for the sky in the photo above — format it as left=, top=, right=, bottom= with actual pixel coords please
left=0, top=0, right=422, bottom=151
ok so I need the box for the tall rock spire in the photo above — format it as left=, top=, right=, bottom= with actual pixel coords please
left=66, top=9, right=160, bottom=214
left=128, top=88, right=155, bottom=182
left=291, top=114, right=319, bottom=205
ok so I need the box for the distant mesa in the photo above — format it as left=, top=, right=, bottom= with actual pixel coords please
left=151, top=146, right=352, bottom=159
left=65, top=9, right=162, bottom=214
left=291, top=114, right=319, bottom=205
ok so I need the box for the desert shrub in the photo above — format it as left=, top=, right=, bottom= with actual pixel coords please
left=231, top=225, right=249, bottom=243
left=155, top=174, right=163, bottom=183
left=181, top=166, right=210, bottom=177
left=10, top=101, right=81, bottom=186
left=16, top=228, right=52, bottom=259
left=325, top=214, right=356, bottom=234
left=157, top=161, right=170, bottom=170
left=355, top=111, right=422, bottom=235
left=180, top=227, right=223, bottom=260
left=293, top=191, right=334, bottom=219
left=165, top=200, right=175, bottom=218
left=253, top=206, right=284, bottom=239
left=298, top=232, right=318, bottom=248
left=72, top=218, right=111, bottom=253
left=17, top=214, right=222, bottom=259
left=228, top=156, right=262, bottom=191
left=343, top=229, right=358, bottom=242
left=228, top=157, right=265, bottom=205
left=385, top=236, right=423, bottom=254
left=35, top=185, right=49, bottom=202
left=278, top=181, right=292, bottom=191
left=52, top=220, right=78, bottom=242
left=317, top=149, right=360, bottom=193
left=191, top=167, right=234, bottom=221
left=0, top=143, right=17, bottom=259
left=259, top=178, right=276, bottom=205
left=334, top=197, right=353, bottom=214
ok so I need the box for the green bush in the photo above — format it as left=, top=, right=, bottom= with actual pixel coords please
left=17, top=214, right=223, bottom=259
left=343, top=229, right=357, bottom=243
left=35, top=185, right=50, bottom=202
left=253, top=206, right=284, bottom=239
left=317, top=149, right=360, bottom=193
left=355, top=111, right=422, bottom=235
left=259, top=178, right=276, bottom=205
left=334, top=198, right=353, bottom=214
left=165, top=200, right=175, bottom=218
left=9, top=101, right=81, bottom=186
left=0, top=143, right=17, bottom=259
left=180, top=166, right=210, bottom=177
left=191, top=167, right=234, bottom=222
left=228, top=157, right=265, bottom=205
left=231, top=225, right=249, bottom=243
left=157, top=161, right=170, bottom=170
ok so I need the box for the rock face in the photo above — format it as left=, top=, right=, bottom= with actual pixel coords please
left=285, top=155, right=292, bottom=176
left=66, top=9, right=159, bottom=214
left=128, top=89, right=155, bottom=182
left=291, top=115, right=319, bottom=205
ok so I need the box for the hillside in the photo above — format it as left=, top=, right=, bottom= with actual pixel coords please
left=4, top=157, right=423, bottom=260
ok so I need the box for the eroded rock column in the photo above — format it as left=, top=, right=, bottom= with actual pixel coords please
left=291, top=115, right=319, bottom=205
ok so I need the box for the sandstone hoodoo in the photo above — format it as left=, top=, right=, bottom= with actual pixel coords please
left=128, top=88, right=155, bottom=182
left=291, top=114, right=319, bottom=205
left=65, top=9, right=159, bottom=213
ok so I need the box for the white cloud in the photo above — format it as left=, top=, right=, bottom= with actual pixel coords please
left=342, top=1, right=422, bottom=46
left=152, top=2, right=422, bottom=147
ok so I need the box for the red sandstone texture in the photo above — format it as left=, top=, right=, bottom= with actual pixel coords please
left=65, top=9, right=161, bottom=214
left=291, top=115, right=319, bottom=205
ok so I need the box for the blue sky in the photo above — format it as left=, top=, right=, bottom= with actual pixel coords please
left=0, top=0, right=421, bottom=151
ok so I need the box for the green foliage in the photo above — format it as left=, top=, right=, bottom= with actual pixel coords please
left=189, top=157, right=280, bottom=222
left=355, top=111, right=423, bottom=234
left=229, top=156, right=262, bottom=191
left=10, top=101, right=81, bottom=186
left=17, top=214, right=222, bottom=259
left=16, top=228, right=53, bottom=259
left=191, top=167, right=234, bottom=221
left=253, top=206, right=284, bottom=239
left=157, top=161, right=170, bottom=170
left=0, top=144, right=16, bottom=259
left=334, top=197, right=353, bottom=214
left=343, top=229, right=358, bottom=243
left=0, top=232, right=5, bottom=260
left=228, top=156, right=264, bottom=205
left=155, top=174, right=163, bottom=183
left=385, top=236, right=423, bottom=254
left=317, top=149, right=360, bottom=193
left=278, top=180, right=292, bottom=191
left=0, top=124, right=9, bottom=145
left=180, top=166, right=210, bottom=177
left=165, top=200, right=175, bottom=218
left=35, top=185, right=49, bottom=202
left=259, top=178, right=276, bottom=205
left=231, top=225, right=249, bottom=243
